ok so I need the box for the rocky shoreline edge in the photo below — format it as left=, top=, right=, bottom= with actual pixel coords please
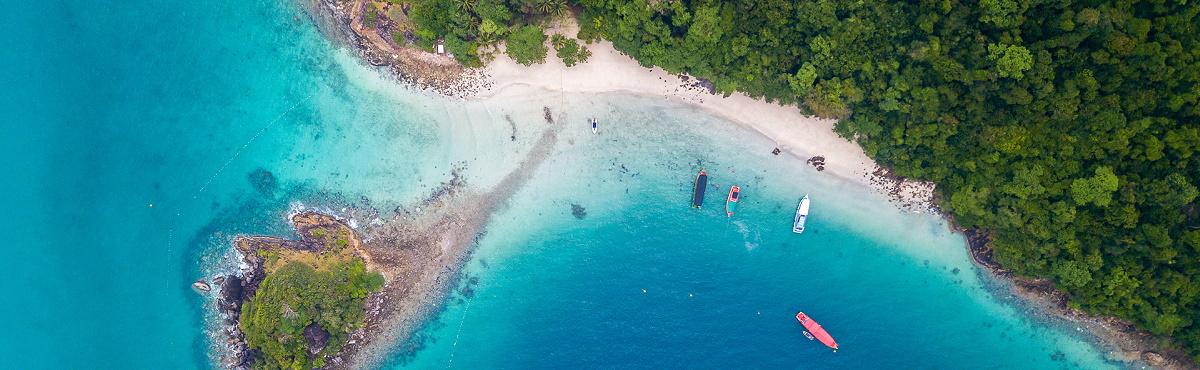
left=964, top=228, right=1193, bottom=369
left=300, top=0, right=484, bottom=97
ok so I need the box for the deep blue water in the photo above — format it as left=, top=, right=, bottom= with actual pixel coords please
left=1, top=0, right=1116, bottom=369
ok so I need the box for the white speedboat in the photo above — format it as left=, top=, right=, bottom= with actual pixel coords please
left=591, top=118, right=598, bottom=134
left=793, top=195, right=810, bottom=234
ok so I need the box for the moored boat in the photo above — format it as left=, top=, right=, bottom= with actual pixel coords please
left=796, top=312, right=838, bottom=351
left=793, top=195, right=811, bottom=234
left=591, top=118, right=598, bottom=134
left=691, top=170, right=708, bottom=208
left=726, top=185, right=740, bottom=217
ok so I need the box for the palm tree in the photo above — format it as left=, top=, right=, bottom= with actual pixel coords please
left=549, top=0, right=569, bottom=18
left=455, top=0, right=477, bottom=12
left=535, top=0, right=565, bottom=16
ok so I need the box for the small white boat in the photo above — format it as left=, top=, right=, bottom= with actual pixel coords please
left=192, top=280, right=212, bottom=292
left=793, top=195, right=810, bottom=234
left=591, top=118, right=598, bottom=134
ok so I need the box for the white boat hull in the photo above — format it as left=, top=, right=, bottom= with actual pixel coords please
left=793, top=195, right=810, bottom=234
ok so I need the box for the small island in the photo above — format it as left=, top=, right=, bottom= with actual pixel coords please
left=218, top=212, right=383, bottom=369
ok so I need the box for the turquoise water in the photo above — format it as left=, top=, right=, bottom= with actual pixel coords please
left=0, top=0, right=1118, bottom=368
left=387, top=93, right=1118, bottom=369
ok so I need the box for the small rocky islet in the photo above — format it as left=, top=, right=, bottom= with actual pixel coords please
left=213, top=211, right=382, bottom=369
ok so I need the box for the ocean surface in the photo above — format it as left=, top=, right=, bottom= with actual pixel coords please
left=0, top=0, right=1119, bottom=368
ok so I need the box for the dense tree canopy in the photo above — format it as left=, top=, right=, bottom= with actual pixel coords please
left=552, top=34, right=591, bottom=66
left=241, top=258, right=384, bottom=369
left=506, top=25, right=549, bottom=65
left=569, top=0, right=1200, bottom=360
left=406, top=0, right=574, bottom=66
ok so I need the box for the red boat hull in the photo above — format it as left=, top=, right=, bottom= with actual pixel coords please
left=796, top=312, right=838, bottom=351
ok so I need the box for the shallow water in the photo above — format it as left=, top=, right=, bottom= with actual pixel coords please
left=384, top=91, right=1118, bottom=369
left=0, top=0, right=1117, bottom=368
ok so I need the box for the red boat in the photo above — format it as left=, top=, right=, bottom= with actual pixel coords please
left=796, top=312, right=839, bottom=351
left=725, top=185, right=740, bottom=217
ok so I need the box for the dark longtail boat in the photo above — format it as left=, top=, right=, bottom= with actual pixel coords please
left=692, top=169, right=708, bottom=208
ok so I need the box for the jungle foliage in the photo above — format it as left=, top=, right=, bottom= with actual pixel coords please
left=407, top=0, right=579, bottom=66
left=240, top=257, right=384, bottom=369
left=571, top=0, right=1200, bottom=359
left=507, top=24, right=550, bottom=65
left=552, top=34, right=591, bottom=66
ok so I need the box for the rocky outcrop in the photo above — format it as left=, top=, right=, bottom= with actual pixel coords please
left=219, top=276, right=243, bottom=312
left=304, top=323, right=331, bottom=355
left=1143, top=351, right=1167, bottom=366
left=301, top=0, right=484, bottom=97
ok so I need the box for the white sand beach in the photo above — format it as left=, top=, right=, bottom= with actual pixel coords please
left=474, top=23, right=937, bottom=212
left=481, top=40, right=873, bottom=183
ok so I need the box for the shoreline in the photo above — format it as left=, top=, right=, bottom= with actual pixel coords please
left=292, top=1, right=1186, bottom=368
left=477, top=21, right=895, bottom=194
left=964, top=230, right=1188, bottom=368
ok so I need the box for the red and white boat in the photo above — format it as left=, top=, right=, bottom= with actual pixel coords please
left=796, top=312, right=839, bottom=351
left=725, top=185, right=740, bottom=217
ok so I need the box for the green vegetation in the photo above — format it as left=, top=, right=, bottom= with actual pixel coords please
left=569, top=0, right=1200, bottom=360
left=241, top=259, right=382, bottom=369
left=552, top=34, right=590, bottom=66
left=240, top=224, right=384, bottom=369
left=364, top=6, right=379, bottom=28
left=397, top=0, right=596, bottom=67
left=404, top=0, right=521, bottom=65
left=506, top=25, right=549, bottom=65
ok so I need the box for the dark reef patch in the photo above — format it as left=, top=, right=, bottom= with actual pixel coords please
left=247, top=167, right=277, bottom=197
left=571, top=203, right=587, bottom=219
left=458, top=275, right=480, bottom=300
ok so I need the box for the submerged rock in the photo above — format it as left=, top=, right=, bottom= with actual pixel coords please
left=247, top=168, right=277, bottom=197
left=571, top=204, right=587, bottom=219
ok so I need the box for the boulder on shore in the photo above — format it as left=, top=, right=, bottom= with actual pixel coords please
left=220, top=275, right=243, bottom=311
left=1141, top=351, right=1166, bottom=366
